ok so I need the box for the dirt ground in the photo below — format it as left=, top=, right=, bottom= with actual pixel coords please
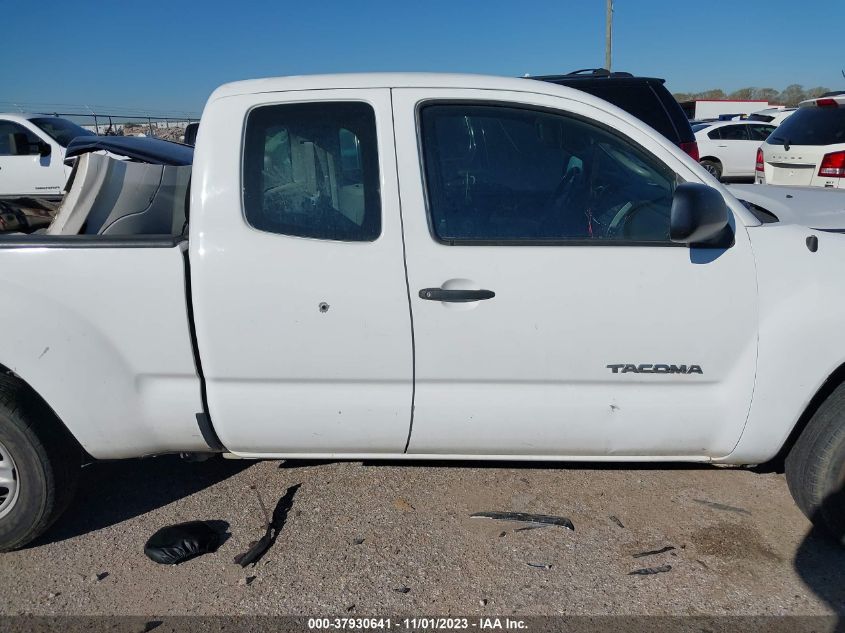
left=0, top=457, right=842, bottom=620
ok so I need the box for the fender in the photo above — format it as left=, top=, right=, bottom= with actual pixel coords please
left=722, top=225, right=845, bottom=464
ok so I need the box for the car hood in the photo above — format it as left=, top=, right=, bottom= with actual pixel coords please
left=728, top=184, right=845, bottom=230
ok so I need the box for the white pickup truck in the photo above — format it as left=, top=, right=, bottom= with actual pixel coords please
left=0, top=114, right=96, bottom=199
left=0, top=74, right=843, bottom=551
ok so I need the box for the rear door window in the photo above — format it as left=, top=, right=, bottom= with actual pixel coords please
left=768, top=107, right=845, bottom=146
left=718, top=125, right=749, bottom=141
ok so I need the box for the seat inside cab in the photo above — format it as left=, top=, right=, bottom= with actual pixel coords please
left=48, top=153, right=191, bottom=237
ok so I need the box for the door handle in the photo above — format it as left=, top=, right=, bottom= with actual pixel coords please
left=419, top=288, right=495, bottom=302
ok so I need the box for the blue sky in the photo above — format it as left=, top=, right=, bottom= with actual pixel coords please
left=1, top=0, right=842, bottom=115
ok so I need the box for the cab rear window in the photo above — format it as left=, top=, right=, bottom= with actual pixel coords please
left=767, top=107, right=845, bottom=146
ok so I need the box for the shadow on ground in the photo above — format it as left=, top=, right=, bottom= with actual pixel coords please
left=279, top=458, right=717, bottom=471
left=794, top=483, right=845, bottom=632
left=31, top=455, right=252, bottom=548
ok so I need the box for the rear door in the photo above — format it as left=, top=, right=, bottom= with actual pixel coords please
left=191, top=90, right=413, bottom=456
left=392, top=88, right=758, bottom=458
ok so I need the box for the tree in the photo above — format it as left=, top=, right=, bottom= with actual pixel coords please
left=777, top=84, right=806, bottom=106
left=696, top=89, right=727, bottom=100
left=752, top=88, right=780, bottom=102
left=806, top=86, right=832, bottom=99
left=728, top=88, right=755, bottom=100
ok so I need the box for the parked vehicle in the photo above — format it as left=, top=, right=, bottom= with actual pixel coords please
left=756, top=96, right=845, bottom=188
left=0, top=114, right=96, bottom=198
left=0, top=73, right=844, bottom=550
left=679, top=99, right=770, bottom=121
left=531, top=69, right=699, bottom=159
left=693, top=120, right=776, bottom=180
left=183, top=122, right=199, bottom=146
left=748, top=107, right=796, bottom=126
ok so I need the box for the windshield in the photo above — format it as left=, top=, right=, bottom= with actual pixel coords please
left=767, top=106, right=845, bottom=146
left=29, top=117, right=96, bottom=147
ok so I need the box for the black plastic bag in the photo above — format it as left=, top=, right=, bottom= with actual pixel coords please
left=144, top=521, right=223, bottom=565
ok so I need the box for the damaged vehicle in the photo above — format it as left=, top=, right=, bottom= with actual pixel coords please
left=0, top=74, right=844, bottom=550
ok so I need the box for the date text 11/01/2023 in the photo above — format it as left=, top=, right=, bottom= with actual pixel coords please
left=307, top=618, right=529, bottom=630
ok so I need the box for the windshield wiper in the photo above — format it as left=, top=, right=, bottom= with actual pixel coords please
left=770, top=136, right=791, bottom=151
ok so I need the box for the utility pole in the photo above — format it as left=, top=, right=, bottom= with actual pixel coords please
left=605, top=0, right=613, bottom=72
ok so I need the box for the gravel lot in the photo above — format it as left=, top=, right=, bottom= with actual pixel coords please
left=0, top=456, right=842, bottom=620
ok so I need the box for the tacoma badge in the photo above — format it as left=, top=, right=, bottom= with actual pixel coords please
left=607, top=364, right=703, bottom=375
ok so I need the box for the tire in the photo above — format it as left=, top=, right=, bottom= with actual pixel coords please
left=0, top=375, right=80, bottom=551
left=786, top=382, right=845, bottom=545
left=700, top=159, right=723, bottom=180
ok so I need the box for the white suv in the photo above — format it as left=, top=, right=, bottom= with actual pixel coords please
left=756, top=96, right=845, bottom=188
left=693, top=120, right=776, bottom=181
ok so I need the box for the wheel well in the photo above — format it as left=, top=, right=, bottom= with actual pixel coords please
left=700, top=156, right=722, bottom=165
left=0, top=363, right=88, bottom=460
left=762, top=361, right=845, bottom=472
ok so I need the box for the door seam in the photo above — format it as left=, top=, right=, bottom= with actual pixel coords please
left=389, top=88, right=417, bottom=453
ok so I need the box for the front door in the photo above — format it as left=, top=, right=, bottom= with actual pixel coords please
left=0, top=121, right=52, bottom=196
left=191, top=90, right=413, bottom=456
left=392, top=89, right=758, bottom=458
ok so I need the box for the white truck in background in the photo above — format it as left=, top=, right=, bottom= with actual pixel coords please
left=0, top=73, right=843, bottom=551
left=0, top=114, right=96, bottom=199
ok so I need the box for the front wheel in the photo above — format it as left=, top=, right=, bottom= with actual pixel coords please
left=786, top=383, right=845, bottom=545
left=0, top=376, right=80, bottom=551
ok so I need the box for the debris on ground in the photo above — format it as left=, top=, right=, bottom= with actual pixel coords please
left=237, top=576, right=256, bottom=587
left=609, top=515, right=625, bottom=529
left=470, top=511, right=574, bottom=531
left=632, top=546, right=676, bottom=558
left=393, top=586, right=411, bottom=594
left=526, top=562, right=553, bottom=569
left=352, top=538, right=365, bottom=545
left=144, top=521, right=225, bottom=565
left=393, top=498, right=415, bottom=512
left=628, top=564, right=672, bottom=576
left=692, top=498, right=751, bottom=515
left=234, top=483, right=301, bottom=568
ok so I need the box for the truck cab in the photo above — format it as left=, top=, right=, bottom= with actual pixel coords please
left=0, top=114, right=96, bottom=199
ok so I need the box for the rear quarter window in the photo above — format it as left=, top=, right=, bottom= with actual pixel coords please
left=242, top=101, right=381, bottom=241
left=573, top=84, right=679, bottom=142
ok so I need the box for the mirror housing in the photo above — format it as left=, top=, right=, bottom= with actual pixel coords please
left=38, top=141, right=52, bottom=157
left=670, top=182, right=730, bottom=245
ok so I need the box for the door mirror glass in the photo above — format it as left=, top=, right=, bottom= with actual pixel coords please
left=669, top=183, right=731, bottom=246
left=38, top=141, right=51, bottom=157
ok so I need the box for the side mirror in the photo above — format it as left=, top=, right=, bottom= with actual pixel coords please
left=38, top=142, right=52, bottom=157
left=670, top=182, right=730, bottom=245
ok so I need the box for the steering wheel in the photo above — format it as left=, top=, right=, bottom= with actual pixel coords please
left=545, top=165, right=583, bottom=210
left=606, top=195, right=673, bottom=240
